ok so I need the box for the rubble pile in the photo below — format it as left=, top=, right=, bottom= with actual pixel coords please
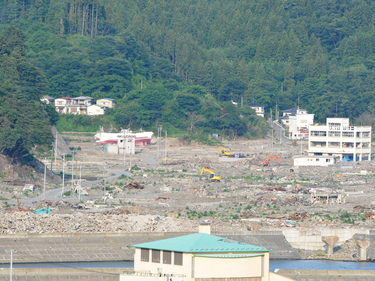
left=2, top=136, right=375, bottom=261
left=0, top=213, right=247, bottom=234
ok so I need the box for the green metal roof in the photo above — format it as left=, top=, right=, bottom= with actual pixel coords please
left=131, top=233, right=269, bottom=253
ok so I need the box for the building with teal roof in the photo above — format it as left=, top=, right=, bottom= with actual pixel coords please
left=120, top=225, right=293, bottom=281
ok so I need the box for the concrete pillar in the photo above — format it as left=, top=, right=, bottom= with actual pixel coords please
left=356, top=240, right=371, bottom=261
left=322, top=236, right=339, bottom=256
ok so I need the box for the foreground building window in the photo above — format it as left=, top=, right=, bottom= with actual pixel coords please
left=152, top=249, right=160, bottom=263
left=174, top=252, right=183, bottom=265
left=141, top=249, right=149, bottom=262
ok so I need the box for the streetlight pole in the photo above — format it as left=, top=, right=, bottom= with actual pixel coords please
left=7, top=249, right=14, bottom=281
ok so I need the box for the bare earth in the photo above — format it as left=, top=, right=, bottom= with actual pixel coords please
left=1, top=133, right=375, bottom=261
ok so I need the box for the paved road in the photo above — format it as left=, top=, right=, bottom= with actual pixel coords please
left=10, top=169, right=132, bottom=204
left=271, top=120, right=290, bottom=144
left=141, top=156, right=158, bottom=165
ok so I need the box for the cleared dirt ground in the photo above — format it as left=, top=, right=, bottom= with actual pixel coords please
left=1, top=133, right=375, bottom=260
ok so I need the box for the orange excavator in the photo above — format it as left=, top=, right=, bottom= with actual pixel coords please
left=260, top=155, right=281, bottom=166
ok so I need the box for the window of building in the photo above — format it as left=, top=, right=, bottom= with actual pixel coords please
left=342, top=132, right=354, bottom=137
left=163, top=251, right=172, bottom=264
left=343, top=142, right=354, bottom=148
left=363, top=132, right=370, bottom=138
left=311, top=142, right=326, bottom=147
left=363, top=142, right=370, bottom=148
left=328, top=142, right=340, bottom=147
left=152, top=250, right=160, bottom=263
left=141, top=249, right=149, bottom=262
left=356, top=132, right=361, bottom=137
left=311, top=131, right=326, bottom=137
left=328, top=131, right=340, bottom=137
left=174, top=252, right=183, bottom=266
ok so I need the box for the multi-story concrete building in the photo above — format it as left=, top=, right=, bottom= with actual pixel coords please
left=308, top=118, right=371, bottom=161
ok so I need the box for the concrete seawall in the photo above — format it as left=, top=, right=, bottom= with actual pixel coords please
left=0, top=231, right=300, bottom=264
left=0, top=268, right=132, bottom=281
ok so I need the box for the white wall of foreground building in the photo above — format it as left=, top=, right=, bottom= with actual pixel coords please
left=308, top=118, right=371, bottom=161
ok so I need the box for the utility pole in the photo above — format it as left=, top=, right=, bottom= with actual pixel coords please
left=102, top=145, right=105, bottom=201
left=71, top=148, right=74, bottom=191
left=123, top=136, right=126, bottom=168
left=62, top=154, right=65, bottom=196
left=129, top=137, right=133, bottom=169
left=79, top=162, right=82, bottom=200
left=54, top=131, right=57, bottom=165
left=43, top=158, right=46, bottom=200
left=164, top=130, right=167, bottom=161
left=157, top=125, right=163, bottom=158
left=270, top=108, right=273, bottom=121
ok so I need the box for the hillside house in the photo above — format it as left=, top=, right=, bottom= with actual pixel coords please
left=55, top=96, right=93, bottom=115
left=96, top=98, right=116, bottom=108
left=249, top=103, right=265, bottom=117
left=40, top=95, right=55, bottom=104
left=87, top=104, right=108, bottom=115
left=55, top=97, right=72, bottom=114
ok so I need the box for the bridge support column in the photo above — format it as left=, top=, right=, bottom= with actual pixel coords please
left=356, top=240, right=370, bottom=261
left=322, top=236, right=339, bottom=256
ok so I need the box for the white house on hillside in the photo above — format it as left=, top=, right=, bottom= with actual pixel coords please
left=40, top=95, right=55, bottom=104
left=120, top=225, right=292, bottom=281
left=55, top=97, right=72, bottom=114
left=87, top=104, right=107, bottom=115
left=249, top=103, right=265, bottom=117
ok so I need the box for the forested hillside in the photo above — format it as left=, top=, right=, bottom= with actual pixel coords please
left=1, top=0, right=375, bottom=152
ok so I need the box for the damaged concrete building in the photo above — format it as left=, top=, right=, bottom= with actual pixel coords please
left=308, top=118, right=371, bottom=161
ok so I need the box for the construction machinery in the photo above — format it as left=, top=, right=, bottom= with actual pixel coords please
left=218, top=146, right=246, bottom=158
left=199, top=168, right=221, bottom=182
left=260, top=155, right=281, bottom=166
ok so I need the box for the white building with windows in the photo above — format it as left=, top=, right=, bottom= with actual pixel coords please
left=308, top=118, right=371, bottom=161
left=280, top=108, right=314, bottom=139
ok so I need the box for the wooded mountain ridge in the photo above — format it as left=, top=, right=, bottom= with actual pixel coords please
left=1, top=0, right=375, bottom=159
